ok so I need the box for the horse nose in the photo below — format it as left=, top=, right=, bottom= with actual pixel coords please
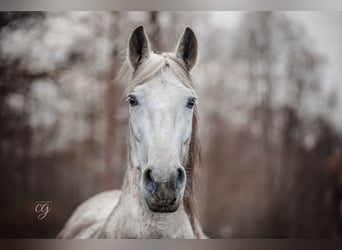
left=143, top=167, right=186, bottom=193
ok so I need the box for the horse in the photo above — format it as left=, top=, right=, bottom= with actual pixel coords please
left=57, top=25, right=206, bottom=239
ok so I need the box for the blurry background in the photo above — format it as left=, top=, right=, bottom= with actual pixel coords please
left=0, top=11, right=342, bottom=238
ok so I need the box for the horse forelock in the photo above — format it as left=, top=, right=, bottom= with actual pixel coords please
left=120, top=52, right=194, bottom=95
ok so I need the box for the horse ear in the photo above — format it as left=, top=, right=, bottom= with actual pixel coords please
left=175, top=27, right=198, bottom=71
left=128, top=25, right=151, bottom=69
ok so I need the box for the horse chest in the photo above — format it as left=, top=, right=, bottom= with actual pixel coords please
left=105, top=200, right=192, bottom=239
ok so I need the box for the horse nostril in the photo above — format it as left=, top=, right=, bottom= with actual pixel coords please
left=170, top=197, right=177, bottom=205
left=175, top=167, right=185, bottom=189
left=143, top=168, right=156, bottom=191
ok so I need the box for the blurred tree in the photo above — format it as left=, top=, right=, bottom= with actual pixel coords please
left=148, top=12, right=161, bottom=52
left=231, top=12, right=341, bottom=237
left=201, top=12, right=342, bottom=238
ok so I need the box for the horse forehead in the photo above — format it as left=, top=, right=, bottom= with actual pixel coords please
left=139, top=74, right=191, bottom=99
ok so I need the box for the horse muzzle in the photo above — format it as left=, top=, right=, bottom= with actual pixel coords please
left=142, top=167, right=185, bottom=213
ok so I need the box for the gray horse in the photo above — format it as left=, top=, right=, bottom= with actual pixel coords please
left=57, top=25, right=206, bottom=239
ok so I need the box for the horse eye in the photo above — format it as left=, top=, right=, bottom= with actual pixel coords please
left=186, top=97, right=196, bottom=109
left=127, top=95, right=139, bottom=107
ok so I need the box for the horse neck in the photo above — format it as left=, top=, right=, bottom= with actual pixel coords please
left=120, top=164, right=142, bottom=199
